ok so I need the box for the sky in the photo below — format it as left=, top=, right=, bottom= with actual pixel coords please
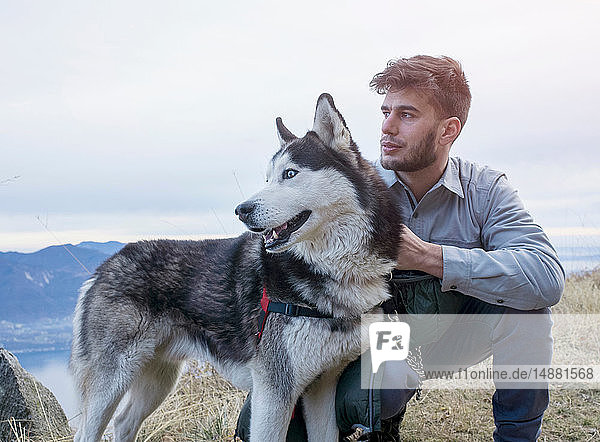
left=1, top=0, right=600, bottom=253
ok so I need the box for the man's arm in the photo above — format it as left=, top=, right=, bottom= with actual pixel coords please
left=396, top=175, right=565, bottom=310
left=395, top=226, right=443, bottom=278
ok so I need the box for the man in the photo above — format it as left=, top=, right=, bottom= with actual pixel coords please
left=334, top=55, right=565, bottom=441
left=236, top=56, right=565, bottom=441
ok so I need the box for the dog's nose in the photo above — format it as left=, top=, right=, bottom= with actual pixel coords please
left=235, top=202, right=255, bottom=222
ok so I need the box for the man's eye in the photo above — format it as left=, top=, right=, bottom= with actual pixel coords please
left=283, top=169, right=298, bottom=179
left=382, top=111, right=390, bottom=118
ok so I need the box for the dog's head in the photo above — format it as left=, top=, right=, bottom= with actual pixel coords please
left=235, top=93, right=379, bottom=254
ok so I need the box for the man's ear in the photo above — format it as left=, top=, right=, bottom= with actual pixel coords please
left=312, top=93, right=355, bottom=153
left=276, top=117, right=297, bottom=147
left=438, top=117, right=462, bottom=147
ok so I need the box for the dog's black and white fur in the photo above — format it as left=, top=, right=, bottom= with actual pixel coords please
left=70, top=94, right=402, bottom=442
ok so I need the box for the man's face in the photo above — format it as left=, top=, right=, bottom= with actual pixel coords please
left=379, top=88, right=443, bottom=172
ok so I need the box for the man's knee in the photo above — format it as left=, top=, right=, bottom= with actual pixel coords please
left=492, top=307, right=553, bottom=366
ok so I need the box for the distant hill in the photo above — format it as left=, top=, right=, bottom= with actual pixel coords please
left=0, top=242, right=125, bottom=323
left=73, top=241, right=124, bottom=256
left=1, top=240, right=597, bottom=325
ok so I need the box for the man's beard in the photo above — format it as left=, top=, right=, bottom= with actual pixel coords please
left=381, top=129, right=437, bottom=172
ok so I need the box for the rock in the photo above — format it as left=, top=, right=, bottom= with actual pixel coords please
left=0, top=348, right=71, bottom=441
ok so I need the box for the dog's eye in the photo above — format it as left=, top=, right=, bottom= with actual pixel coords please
left=283, top=169, right=298, bottom=179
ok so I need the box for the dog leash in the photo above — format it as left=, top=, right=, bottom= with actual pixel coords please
left=256, top=285, right=334, bottom=343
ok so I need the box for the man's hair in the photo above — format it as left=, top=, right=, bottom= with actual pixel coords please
left=370, top=55, right=472, bottom=127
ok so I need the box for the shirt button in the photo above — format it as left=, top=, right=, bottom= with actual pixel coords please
left=497, top=299, right=504, bottom=304
left=450, top=285, right=457, bottom=290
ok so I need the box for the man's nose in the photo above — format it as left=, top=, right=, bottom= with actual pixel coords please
left=382, top=115, right=399, bottom=136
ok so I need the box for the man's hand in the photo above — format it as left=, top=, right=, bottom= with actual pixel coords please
left=396, top=225, right=443, bottom=279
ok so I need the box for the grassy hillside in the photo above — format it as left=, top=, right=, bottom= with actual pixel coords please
left=15, top=269, right=600, bottom=441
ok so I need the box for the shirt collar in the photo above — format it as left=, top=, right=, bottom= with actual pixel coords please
left=373, top=156, right=465, bottom=199
left=439, top=157, right=464, bottom=198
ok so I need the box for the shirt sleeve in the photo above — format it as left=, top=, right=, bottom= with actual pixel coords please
left=440, top=175, right=565, bottom=310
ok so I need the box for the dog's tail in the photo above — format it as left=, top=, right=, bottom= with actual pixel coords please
left=69, top=276, right=97, bottom=397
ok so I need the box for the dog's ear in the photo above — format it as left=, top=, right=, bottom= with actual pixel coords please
left=312, top=93, right=355, bottom=153
left=276, top=117, right=297, bottom=148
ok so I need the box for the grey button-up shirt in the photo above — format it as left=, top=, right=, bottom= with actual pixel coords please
left=375, top=156, right=565, bottom=310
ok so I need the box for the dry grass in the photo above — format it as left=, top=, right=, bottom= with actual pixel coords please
left=21, top=268, right=600, bottom=441
left=399, top=388, right=600, bottom=441
left=136, top=363, right=247, bottom=441
left=553, top=268, right=600, bottom=314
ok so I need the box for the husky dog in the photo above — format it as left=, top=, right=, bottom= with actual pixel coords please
left=70, top=94, right=402, bottom=442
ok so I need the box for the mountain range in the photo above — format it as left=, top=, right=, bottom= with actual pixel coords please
left=0, top=241, right=124, bottom=323
left=1, top=240, right=598, bottom=326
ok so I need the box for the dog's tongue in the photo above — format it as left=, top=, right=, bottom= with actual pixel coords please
left=274, top=222, right=288, bottom=235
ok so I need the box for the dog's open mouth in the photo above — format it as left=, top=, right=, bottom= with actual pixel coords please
left=263, top=210, right=311, bottom=249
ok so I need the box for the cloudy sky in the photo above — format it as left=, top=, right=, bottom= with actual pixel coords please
left=1, top=0, right=599, bottom=253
